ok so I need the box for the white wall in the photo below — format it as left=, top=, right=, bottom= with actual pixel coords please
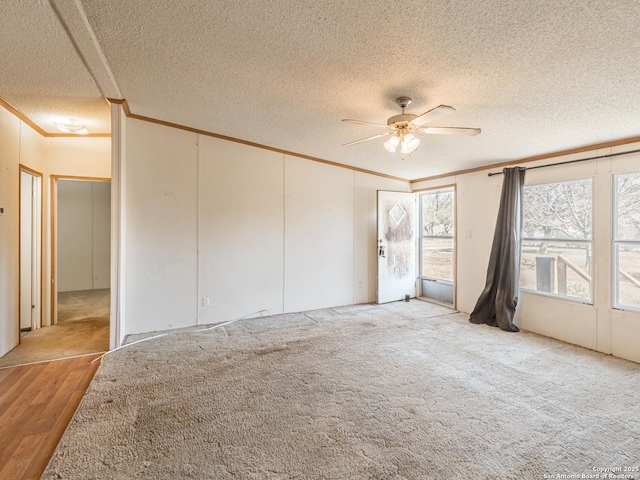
left=92, top=181, right=111, bottom=289
left=283, top=155, right=355, bottom=313
left=198, top=136, right=284, bottom=323
left=49, top=137, right=111, bottom=178
left=412, top=144, right=640, bottom=363
left=125, top=119, right=198, bottom=334
left=0, top=107, right=21, bottom=356
left=57, top=180, right=111, bottom=292
left=123, top=118, right=409, bottom=335
left=58, top=181, right=93, bottom=291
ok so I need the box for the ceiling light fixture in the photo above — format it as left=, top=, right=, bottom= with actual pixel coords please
left=383, top=130, right=420, bottom=154
left=383, top=135, right=400, bottom=152
left=400, top=133, right=420, bottom=154
left=342, top=96, right=480, bottom=157
left=53, top=119, right=88, bottom=134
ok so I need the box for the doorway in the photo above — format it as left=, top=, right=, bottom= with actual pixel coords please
left=19, top=167, right=42, bottom=333
left=52, top=178, right=111, bottom=350
left=0, top=176, right=112, bottom=368
left=418, top=186, right=456, bottom=307
left=376, top=190, right=418, bottom=304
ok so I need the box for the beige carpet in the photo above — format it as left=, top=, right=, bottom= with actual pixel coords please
left=44, top=301, right=639, bottom=479
left=0, top=289, right=109, bottom=368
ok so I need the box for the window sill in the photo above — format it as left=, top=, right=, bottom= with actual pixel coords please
left=519, top=288, right=593, bottom=306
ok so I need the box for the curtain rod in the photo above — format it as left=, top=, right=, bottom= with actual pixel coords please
left=487, top=148, right=640, bottom=177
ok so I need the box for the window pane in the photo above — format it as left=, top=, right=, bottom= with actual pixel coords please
left=523, top=179, right=592, bottom=240
left=421, top=237, right=454, bottom=281
left=421, top=191, right=454, bottom=237
left=520, top=240, right=592, bottom=301
left=616, top=243, right=640, bottom=310
left=615, top=173, right=640, bottom=240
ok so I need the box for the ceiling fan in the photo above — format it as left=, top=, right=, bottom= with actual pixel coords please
left=342, top=96, right=480, bottom=155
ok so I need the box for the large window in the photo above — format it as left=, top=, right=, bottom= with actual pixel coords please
left=420, top=188, right=454, bottom=282
left=520, top=178, right=593, bottom=302
left=614, top=172, right=640, bottom=311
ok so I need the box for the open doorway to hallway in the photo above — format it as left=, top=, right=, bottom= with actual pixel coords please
left=0, top=177, right=111, bottom=368
left=54, top=178, right=111, bottom=347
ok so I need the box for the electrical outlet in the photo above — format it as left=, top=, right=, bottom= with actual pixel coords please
left=202, top=297, right=210, bottom=307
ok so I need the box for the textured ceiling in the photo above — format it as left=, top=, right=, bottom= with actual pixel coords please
left=0, top=1, right=110, bottom=134
left=2, top=1, right=640, bottom=179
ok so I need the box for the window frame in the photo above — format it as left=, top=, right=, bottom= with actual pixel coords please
left=418, top=186, right=456, bottom=283
left=520, top=177, right=595, bottom=304
left=612, top=172, right=640, bottom=313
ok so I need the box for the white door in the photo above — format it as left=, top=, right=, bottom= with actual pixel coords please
left=20, top=170, right=41, bottom=331
left=377, top=190, right=417, bottom=304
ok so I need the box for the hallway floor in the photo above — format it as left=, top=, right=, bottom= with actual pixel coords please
left=0, top=289, right=109, bottom=368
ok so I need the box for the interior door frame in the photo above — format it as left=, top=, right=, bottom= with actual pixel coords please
left=414, top=183, right=458, bottom=310
left=50, top=175, right=111, bottom=326
left=18, top=165, right=44, bottom=335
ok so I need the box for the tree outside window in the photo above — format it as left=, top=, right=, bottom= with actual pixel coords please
left=420, top=189, right=454, bottom=282
left=614, top=172, right=640, bottom=310
left=520, top=179, right=593, bottom=301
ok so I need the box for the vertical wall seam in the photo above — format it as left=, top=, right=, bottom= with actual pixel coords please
left=352, top=171, right=356, bottom=305
left=282, top=154, right=286, bottom=314
left=608, top=152, right=613, bottom=353
left=18, top=169, right=23, bottom=334
left=17, top=122, right=22, bottom=339
left=50, top=177, right=55, bottom=326
left=196, top=134, right=200, bottom=324
left=92, top=182, right=95, bottom=289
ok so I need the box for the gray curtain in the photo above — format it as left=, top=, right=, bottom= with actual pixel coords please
left=469, top=167, right=526, bottom=332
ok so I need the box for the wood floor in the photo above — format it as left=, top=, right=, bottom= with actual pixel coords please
left=0, top=354, right=101, bottom=480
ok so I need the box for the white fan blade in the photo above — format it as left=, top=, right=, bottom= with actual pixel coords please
left=411, top=105, right=456, bottom=126
left=418, top=126, right=481, bottom=136
left=342, top=132, right=392, bottom=146
left=342, top=119, right=391, bottom=129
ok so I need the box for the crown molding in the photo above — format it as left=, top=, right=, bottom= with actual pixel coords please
left=0, top=96, right=111, bottom=138
left=0, top=97, right=47, bottom=136
left=410, top=135, right=640, bottom=184
left=106, top=98, right=410, bottom=183
left=5, top=95, right=639, bottom=182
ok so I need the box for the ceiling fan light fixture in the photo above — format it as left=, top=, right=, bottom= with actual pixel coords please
left=342, top=96, right=480, bottom=157
left=53, top=119, right=88, bottom=134
left=401, top=133, right=420, bottom=154
left=383, top=135, right=400, bottom=152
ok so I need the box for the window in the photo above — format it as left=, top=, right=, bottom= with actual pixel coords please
left=520, top=178, right=593, bottom=301
left=420, top=188, right=454, bottom=282
left=614, top=172, right=640, bottom=311
left=419, top=187, right=455, bottom=306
